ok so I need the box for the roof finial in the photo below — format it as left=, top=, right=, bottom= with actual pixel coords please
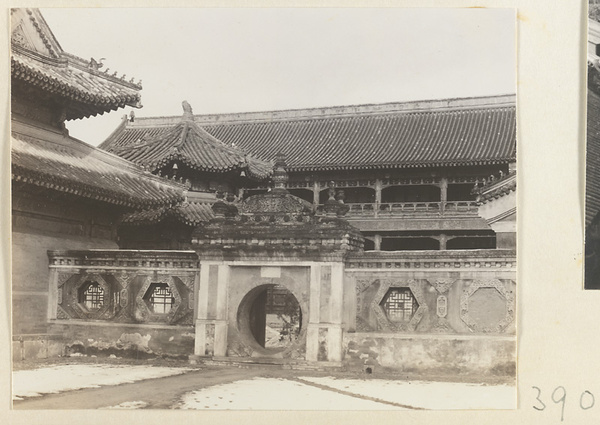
left=271, top=152, right=289, bottom=194
left=182, top=100, right=194, bottom=121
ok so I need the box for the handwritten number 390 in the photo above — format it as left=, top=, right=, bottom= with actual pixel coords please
left=532, top=386, right=595, bottom=421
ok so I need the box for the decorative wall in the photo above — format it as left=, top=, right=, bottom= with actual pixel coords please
left=347, top=249, right=516, bottom=336
left=49, top=250, right=199, bottom=326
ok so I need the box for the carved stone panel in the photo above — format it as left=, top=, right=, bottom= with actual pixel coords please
left=436, top=295, right=448, bottom=318
left=371, top=279, right=428, bottom=332
left=134, top=275, right=193, bottom=325
left=460, top=279, right=515, bottom=333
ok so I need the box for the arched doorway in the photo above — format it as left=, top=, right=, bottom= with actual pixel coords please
left=238, top=284, right=302, bottom=353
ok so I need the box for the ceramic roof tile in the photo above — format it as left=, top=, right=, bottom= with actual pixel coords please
left=11, top=9, right=142, bottom=120
left=12, top=133, right=185, bottom=209
left=121, top=202, right=215, bottom=226
left=11, top=52, right=142, bottom=120
left=102, top=95, right=516, bottom=172
left=106, top=102, right=272, bottom=179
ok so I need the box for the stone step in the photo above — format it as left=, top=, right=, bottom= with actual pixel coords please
left=189, top=355, right=343, bottom=371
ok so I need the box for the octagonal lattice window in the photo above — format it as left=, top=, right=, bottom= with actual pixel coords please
left=143, top=283, right=175, bottom=314
left=78, top=281, right=104, bottom=311
left=380, top=287, right=419, bottom=323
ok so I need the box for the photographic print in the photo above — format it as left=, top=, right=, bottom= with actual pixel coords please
left=10, top=7, right=516, bottom=409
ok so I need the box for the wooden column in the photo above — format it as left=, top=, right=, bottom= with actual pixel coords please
left=439, top=233, right=448, bottom=250
left=374, top=178, right=382, bottom=207
left=374, top=234, right=382, bottom=251
left=439, top=177, right=448, bottom=214
left=312, top=181, right=320, bottom=207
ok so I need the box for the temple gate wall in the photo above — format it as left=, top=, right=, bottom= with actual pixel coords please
left=23, top=250, right=200, bottom=361
left=35, top=248, right=516, bottom=378
left=194, top=261, right=348, bottom=364
left=343, top=249, right=516, bottom=376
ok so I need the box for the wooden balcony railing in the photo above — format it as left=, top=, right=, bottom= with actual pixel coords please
left=316, top=201, right=479, bottom=217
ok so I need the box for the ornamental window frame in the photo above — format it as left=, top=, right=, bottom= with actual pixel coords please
left=380, top=287, right=419, bottom=323
left=135, top=275, right=185, bottom=324
left=78, top=281, right=105, bottom=311
left=370, top=278, right=428, bottom=332
left=143, top=282, right=175, bottom=314
left=70, top=273, right=113, bottom=320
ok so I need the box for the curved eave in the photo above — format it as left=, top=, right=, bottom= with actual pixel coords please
left=11, top=56, right=142, bottom=119
left=145, top=152, right=272, bottom=181
left=286, top=157, right=516, bottom=172
left=121, top=203, right=214, bottom=227
left=12, top=166, right=184, bottom=209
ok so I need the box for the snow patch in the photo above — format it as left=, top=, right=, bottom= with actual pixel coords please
left=104, top=400, right=148, bottom=409
left=178, top=377, right=404, bottom=410
left=13, top=364, right=191, bottom=400
left=298, top=376, right=516, bottom=410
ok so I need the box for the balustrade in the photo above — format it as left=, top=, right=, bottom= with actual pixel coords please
left=316, top=200, right=479, bottom=217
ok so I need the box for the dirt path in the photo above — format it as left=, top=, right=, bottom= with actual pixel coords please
left=13, top=367, right=262, bottom=410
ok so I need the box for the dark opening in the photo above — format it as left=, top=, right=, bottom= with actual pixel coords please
left=381, top=237, right=439, bottom=251
left=363, top=238, right=376, bottom=251
left=447, top=184, right=476, bottom=201
left=288, top=188, right=314, bottom=204
left=243, top=188, right=268, bottom=200
left=447, top=236, right=496, bottom=250
left=381, top=185, right=440, bottom=203
left=248, top=285, right=302, bottom=350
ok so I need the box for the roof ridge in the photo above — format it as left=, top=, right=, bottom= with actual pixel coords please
left=123, top=94, right=516, bottom=128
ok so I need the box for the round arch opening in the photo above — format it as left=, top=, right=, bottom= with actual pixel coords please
left=237, top=284, right=303, bottom=354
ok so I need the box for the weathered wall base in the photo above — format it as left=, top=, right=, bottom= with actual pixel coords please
left=48, top=321, right=195, bottom=359
left=12, top=334, right=65, bottom=361
left=343, top=332, right=516, bottom=378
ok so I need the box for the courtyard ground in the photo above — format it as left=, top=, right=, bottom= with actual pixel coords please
left=12, top=357, right=516, bottom=410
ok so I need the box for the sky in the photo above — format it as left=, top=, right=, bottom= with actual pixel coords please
left=39, top=7, right=516, bottom=146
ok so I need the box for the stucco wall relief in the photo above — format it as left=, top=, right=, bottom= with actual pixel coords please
left=460, top=279, right=515, bottom=333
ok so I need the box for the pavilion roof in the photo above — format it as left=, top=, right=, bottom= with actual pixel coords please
left=104, top=102, right=272, bottom=180
left=11, top=8, right=142, bottom=120
left=120, top=202, right=215, bottom=226
left=101, top=95, right=516, bottom=173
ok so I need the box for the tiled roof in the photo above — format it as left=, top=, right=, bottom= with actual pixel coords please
left=106, top=102, right=272, bottom=180
left=474, top=171, right=517, bottom=204
left=587, top=90, right=600, bottom=227
left=121, top=202, right=215, bottom=226
left=101, top=95, right=516, bottom=172
left=12, top=131, right=185, bottom=209
left=11, top=9, right=142, bottom=120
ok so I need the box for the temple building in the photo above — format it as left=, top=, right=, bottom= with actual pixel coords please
left=11, top=8, right=517, bottom=379
left=102, top=95, right=516, bottom=253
